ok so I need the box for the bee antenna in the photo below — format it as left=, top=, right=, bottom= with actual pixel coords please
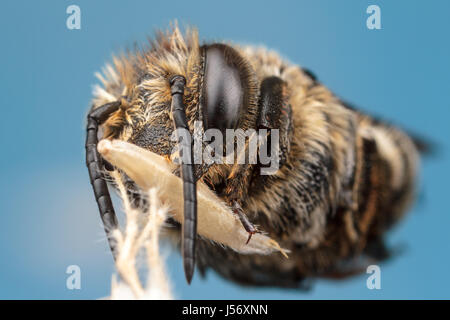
left=169, top=75, right=197, bottom=284
left=85, top=100, right=122, bottom=258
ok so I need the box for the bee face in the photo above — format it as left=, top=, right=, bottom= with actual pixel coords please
left=125, top=42, right=259, bottom=157
left=87, top=25, right=424, bottom=288
left=89, top=30, right=265, bottom=283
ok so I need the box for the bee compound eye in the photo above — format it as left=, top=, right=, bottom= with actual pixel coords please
left=201, top=44, right=247, bottom=134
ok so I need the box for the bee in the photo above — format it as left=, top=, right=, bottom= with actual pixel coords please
left=86, top=25, right=427, bottom=287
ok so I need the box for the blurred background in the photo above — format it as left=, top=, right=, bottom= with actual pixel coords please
left=0, top=0, right=448, bottom=299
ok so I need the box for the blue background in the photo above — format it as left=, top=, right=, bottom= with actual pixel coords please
left=0, top=0, right=448, bottom=299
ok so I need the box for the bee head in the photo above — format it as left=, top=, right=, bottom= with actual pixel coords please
left=92, top=28, right=260, bottom=284
left=120, top=41, right=259, bottom=179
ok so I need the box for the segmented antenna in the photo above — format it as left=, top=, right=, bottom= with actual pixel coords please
left=169, top=75, right=198, bottom=284
left=85, top=101, right=121, bottom=257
